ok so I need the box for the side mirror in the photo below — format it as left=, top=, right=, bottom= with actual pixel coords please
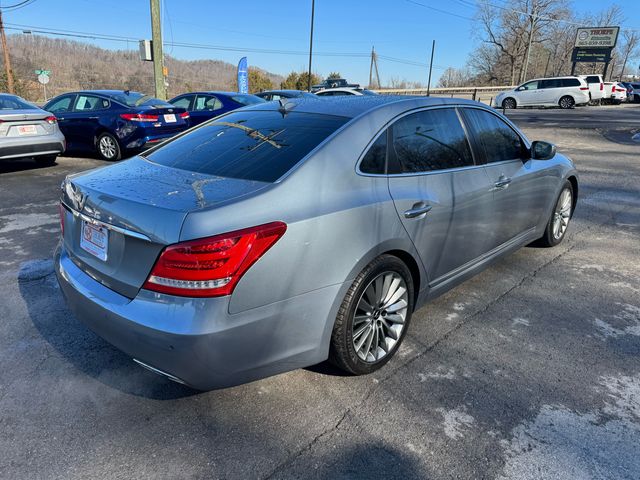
left=516, top=86, right=525, bottom=91
left=530, top=141, right=556, bottom=160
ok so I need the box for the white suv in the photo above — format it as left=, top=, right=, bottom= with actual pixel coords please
left=494, top=76, right=590, bottom=109
left=579, top=75, right=605, bottom=104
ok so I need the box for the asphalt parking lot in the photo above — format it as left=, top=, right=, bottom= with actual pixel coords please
left=1, top=105, right=639, bottom=479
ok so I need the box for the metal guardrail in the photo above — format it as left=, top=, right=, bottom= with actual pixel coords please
left=372, top=86, right=517, bottom=105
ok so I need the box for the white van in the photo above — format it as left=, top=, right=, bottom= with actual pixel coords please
left=494, top=76, right=590, bottom=109
left=579, top=75, right=605, bottom=104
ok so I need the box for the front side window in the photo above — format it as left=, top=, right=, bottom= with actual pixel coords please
left=462, top=108, right=524, bottom=164
left=46, top=95, right=75, bottom=113
left=360, top=131, right=387, bottom=174
left=585, top=76, right=600, bottom=84
left=391, top=108, right=473, bottom=173
left=171, top=95, right=193, bottom=110
left=146, top=111, right=348, bottom=183
left=520, top=81, right=538, bottom=90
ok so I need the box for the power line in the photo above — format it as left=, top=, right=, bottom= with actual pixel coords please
left=0, top=0, right=37, bottom=11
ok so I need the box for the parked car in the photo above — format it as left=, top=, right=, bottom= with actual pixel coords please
left=603, top=82, right=627, bottom=104
left=43, top=90, right=189, bottom=161
left=168, top=92, right=265, bottom=127
left=579, top=75, right=605, bottom=104
left=626, top=82, right=640, bottom=103
left=0, top=93, right=65, bottom=165
left=311, top=77, right=360, bottom=91
left=55, top=96, right=578, bottom=390
left=254, top=89, right=318, bottom=101
left=315, top=87, right=378, bottom=96
left=494, top=76, right=590, bottom=109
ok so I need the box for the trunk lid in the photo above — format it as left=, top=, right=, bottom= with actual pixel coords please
left=61, top=156, right=270, bottom=298
left=0, top=109, right=55, bottom=137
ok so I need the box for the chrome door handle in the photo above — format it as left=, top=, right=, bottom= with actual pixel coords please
left=404, top=203, right=432, bottom=219
left=493, top=177, right=512, bottom=189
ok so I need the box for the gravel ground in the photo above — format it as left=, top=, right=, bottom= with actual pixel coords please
left=0, top=116, right=638, bottom=479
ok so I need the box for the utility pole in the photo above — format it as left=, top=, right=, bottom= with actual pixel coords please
left=0, top=9, right=15, bottom=94
left=150, top=0, right=166, bottom=99
left=426, top=40, right=435, bottom=96
left=521, top=6, right=537, bottom=83
left=307, top=0, right=315, bottom=92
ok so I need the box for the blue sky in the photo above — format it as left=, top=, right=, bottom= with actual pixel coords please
left=5, top=0, right=637, bottom=85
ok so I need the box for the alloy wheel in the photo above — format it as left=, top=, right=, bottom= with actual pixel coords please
left=352, top=271, right=409, bottom=363
left=99, top=136, right=117, bottom=159
left=552, top=187, right=572, bottom=240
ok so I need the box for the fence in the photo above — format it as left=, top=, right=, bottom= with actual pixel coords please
left=372, top=85, right=516, bottom=106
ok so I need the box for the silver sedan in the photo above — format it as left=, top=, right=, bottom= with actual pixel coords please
left=55, top=96, right=578, bottom=390
left=0, top=93, right=65, bottom=165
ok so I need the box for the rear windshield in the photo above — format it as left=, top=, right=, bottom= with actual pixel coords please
left=231, top=95, right=266, bottom=106
left=0, top=95, right=35, bottom=110
left=109, top=92, right=172, bottom=108
left=146, top=110, right=349, bottom=182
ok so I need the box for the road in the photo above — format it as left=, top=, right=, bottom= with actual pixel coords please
left=0, top=108, right=639, bottom=479
left=504, top=102, right=640, bottom=129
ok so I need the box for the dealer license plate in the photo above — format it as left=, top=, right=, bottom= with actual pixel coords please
left=80, top=220, right=108, bottom=261
left=164, top=114, right=176, bottom=123
left=17, top=125, right=37, bottom=135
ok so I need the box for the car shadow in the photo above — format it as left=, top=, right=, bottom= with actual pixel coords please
left=18, top=258, right=199, bottom=400
left=0, top=157, right=57, bottom=174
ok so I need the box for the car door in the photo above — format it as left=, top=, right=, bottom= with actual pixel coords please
left=69, top=94, right=110, bottom=150
left=538, top=79, right=559, bottom=105
left=191, top=94, right=225, bottom=126
left=386, top=107, right=495, bottom=285
left=44, top=94, right=76, bottom=146
left=460, top=107, right=556, bottom=249
left=515, top=80, right=541, bottom=106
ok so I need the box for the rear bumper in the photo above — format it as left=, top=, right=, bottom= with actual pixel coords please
left=55, top=244, right=341, bottom=390
left=124, top=131, right=184, bottom=151
left=0, top=133, right=65, bottom=160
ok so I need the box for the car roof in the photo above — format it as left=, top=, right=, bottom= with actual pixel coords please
left=259, top=89, right=305, bottom=94
left=243, top=95, right=485, bottom=119
left=179, top=91, right=256, bottom=96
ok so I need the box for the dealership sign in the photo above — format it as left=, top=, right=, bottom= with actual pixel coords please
left=574, top=27, right=620, bottom=48
left=571, top=48, right=612, bottom=63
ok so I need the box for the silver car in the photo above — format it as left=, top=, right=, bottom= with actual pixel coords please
left=55, top=96, right=578, bottom=390
left=0, top=93, right=65, bottom=165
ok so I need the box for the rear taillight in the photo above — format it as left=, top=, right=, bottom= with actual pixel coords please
left=143, top=222, right=287, bottom=297
left=59, top=203, right=65, bottom=236
left=45, top=115, right=57, bottom=124
left=120, top=113, right=159, bottom=122
left=580, top=87, right=589, bottom=90
left=600, top=83, right=604, bottom=90
left=179, top=111, right=189, bottom=120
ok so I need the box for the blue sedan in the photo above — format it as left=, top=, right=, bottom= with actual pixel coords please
left=168, top=92, right=266, bottom=127
left=44, top=90, right=190, bottom=161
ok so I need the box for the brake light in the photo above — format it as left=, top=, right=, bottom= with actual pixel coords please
left=143, top=222, right=287, bottom=297
left=45, top=115, right=57, bottom=124
left=59, top=203, right=65, bottom=236
left=179, top=111, right=189, bottom=120
left=120, top=113, right=159, bottom=122
left=600, top=83, right=603, bottom=90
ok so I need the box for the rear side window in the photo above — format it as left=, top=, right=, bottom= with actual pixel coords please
left=540, top=79, right=560, bottom=89
left=195, top=95, right=223, bottom=111
left=390, top=108, right=473, bottom=173
left=146, top=111, right=348, bottom=183
left=561, top=78, right=581, bottom=87
left=360, top=131, right=387, bottom=174
left=75, top=95, right=109, bottom=111
left=585, top=76, right=601, bottom=84
left=462, top=109, right=524, bottom=163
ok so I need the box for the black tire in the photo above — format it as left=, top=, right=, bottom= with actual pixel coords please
left=329, top=254, right=415, bottom=375
left=35, top=154, right=57, bottom=166
left=537, top=181, right=574, bottom=247
left=96, top=132, right=121, bottom=161
left=502, top=97, right=517, bottom=109
left=559, top=96, right=575, bottom=109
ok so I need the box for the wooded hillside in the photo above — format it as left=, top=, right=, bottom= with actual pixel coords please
left=3, top=34, right=284, bottom=101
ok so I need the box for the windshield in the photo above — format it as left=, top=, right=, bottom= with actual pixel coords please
left=231, top=95, right=266, bottom=106
left=0, top=95, right=36, bottom=110
left=109, top=92, right=172, bottom=108
left=146, top=110, right=349, bottom=182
